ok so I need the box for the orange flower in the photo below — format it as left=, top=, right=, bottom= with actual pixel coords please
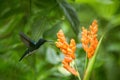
left=56, top=29, right=78, bottom=76
left=81, top=20, right=98, bottom=58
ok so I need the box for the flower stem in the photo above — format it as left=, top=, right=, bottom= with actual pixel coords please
left=84, top=54, right=89, bottom=72
left=77, top=73, right=81, bottom=80
left=74, top=60, right=81, bottom=80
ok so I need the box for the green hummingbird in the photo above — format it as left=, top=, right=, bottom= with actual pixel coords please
left=19, top=32, right=47, bottom=61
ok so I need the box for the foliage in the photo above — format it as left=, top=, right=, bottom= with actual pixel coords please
left=0, top=0, right=120, bottom=80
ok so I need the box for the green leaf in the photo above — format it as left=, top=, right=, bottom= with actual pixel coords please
left=75, top=0, right=96, bottom=3
left=57, top=0, right=80, bottom=35
left=46, top=47, right=60, bottom=64
left=43, top=21, right=62, bottom=40
left=90, top=1, right=119, bottom=20
left=104, top=14, right=120, bottom=34
left=110, top=14, right=120, bottom=26
left=0, top=14, right=23, bottom=39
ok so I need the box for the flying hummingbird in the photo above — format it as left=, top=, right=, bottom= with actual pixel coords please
left=19, top=32, right=47, bottom=61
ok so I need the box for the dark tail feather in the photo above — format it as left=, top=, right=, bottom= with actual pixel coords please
left=19, top=50, right=29, bottom=61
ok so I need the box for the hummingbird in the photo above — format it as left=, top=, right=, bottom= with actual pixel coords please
left=19, top=32, right=47, bottom=61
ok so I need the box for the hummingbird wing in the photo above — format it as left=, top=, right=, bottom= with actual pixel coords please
left=19, top=32, right=35, bottom=48
left=19, top=49, right=30, bottom=61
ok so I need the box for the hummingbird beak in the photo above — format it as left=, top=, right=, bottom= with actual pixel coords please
left=46, top=40, right=54, bottom=42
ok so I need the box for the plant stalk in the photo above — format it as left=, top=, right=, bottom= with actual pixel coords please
left=74, top=60, right=81, bottom=80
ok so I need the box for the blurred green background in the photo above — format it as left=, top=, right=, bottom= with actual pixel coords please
left=0, top=0, right=120, bottom=80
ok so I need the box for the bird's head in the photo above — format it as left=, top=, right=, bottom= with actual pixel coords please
left=38, top=39, right=47, bottom=44
left=36, top=38, right=53, bottom=48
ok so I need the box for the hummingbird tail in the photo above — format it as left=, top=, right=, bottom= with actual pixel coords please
left=19, top=50, right=29, bottom=61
